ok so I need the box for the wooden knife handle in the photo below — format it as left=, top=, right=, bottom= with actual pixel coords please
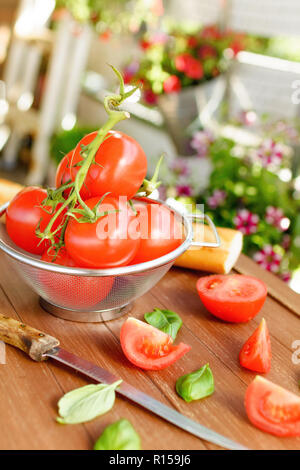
left=0, top=314, right=59, bottom=361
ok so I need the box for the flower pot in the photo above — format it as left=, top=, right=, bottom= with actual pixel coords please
left=157, top=76, right=225, bottom=155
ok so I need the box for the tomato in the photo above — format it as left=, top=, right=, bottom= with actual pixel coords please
left=40, top=247, right=114, bottom=309
left=120, top=317, right=191, bottom=370
left=64, top=195, right=140, bottom=268
left=6, top=187, right=66, bottom=255
left=70, top=131, right=147, bottom=200
left=41, top=246, right=77, bottom=266
left=130, top=200, right=184, bottom=264
left=55, top=151, right=74, bottom=198
left=245, top=376, right=300, bottom=436
left=239, top=318, right=271, bottom=373
left=196, top=274, right=267, bottom=323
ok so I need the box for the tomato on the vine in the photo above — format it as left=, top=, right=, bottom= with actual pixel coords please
left=41, top=247, right=114, bottom=308
left=130, top=199, right=184, bottom=264
left=70, top=131, right=147, bottom=200
left=64, top=195, right=140, bottom=268
left=41, top=246, right=76, bottom=266
left=6, top=187, right=66, bottom=255
left=120, top=317, right=191, bottom=370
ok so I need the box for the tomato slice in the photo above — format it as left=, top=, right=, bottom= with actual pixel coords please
left=239, top=318, right=271, bottom=373
left=245, top=376, right=300, bottom=436
left=120, top=317, right=191, bottom=370
left=196, top=275, right=267, bottom=323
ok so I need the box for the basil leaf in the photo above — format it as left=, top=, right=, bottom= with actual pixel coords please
left=57, top=380, right=122, bottom=424
left=176, top=364, right=214, bottom=402
left=94, top=419, right=141, bottom=450
left=144, top=308, right=182, bottom=340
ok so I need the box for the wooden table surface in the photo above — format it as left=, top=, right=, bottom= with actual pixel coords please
left=0, top=251, right=299, bottom=451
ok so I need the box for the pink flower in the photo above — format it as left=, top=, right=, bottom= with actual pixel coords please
left=190, top=130, right=214, bottom=157
left=265, top=206, right=288, bottom=231
left=207, top=190, right=227, bottom=209
left=234, top=209, right=259, bottom=235
left=171, top=159, right=190, bottom=176
left=176, top=184, right=192, bottom=197
left=280, top=271, right=291, bottom=283
left=255, top=139, right=283, bottom=168
left=253, top=245, right=282, bottom=273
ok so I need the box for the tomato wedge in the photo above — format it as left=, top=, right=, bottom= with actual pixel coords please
left=239, top=318, right=271, bottom=373
left=120, top=317, right=191, bottom=370
left=196, top=274, right=267, bottom=323
left=245, top=376, right=300, bottom=436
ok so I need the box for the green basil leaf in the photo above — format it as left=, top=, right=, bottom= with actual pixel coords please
left=176, top=364, right=214, bottom=402
left=144, top=308, right=182, bottom=340
left=94, top=419, right=141, bottom=450
left=56, top=380, right=122, bottom=424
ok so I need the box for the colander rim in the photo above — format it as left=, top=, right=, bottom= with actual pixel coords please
left=0, top=198, right=193, bottom=277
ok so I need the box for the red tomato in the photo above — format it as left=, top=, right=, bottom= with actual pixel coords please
left=245, top=376, right=300, bottom=436
left=239, top=318, right=271, bottom=373
left=55, top=151, right=74, bottom=198
left=40, top=247, right=114, bottom=309
left=196, top=274, right=267, bottom=323
left=6, top=187, right=66, bottom=255
left=41, top=246, right=76, bottom=266
left=120, top=317, right=191, bottom=370
left=64, top=195, right=140, bottom=268
left=70, top=131, right=147, bottom=200
left=130, top=200, right=184, bottom=264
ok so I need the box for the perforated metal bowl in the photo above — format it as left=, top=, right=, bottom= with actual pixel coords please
left=0, top=199, right=220, bottom=322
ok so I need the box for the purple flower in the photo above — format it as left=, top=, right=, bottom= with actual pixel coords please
left=234, top=209, right=259, bottom=235
left=265, top=206, right=288, bottom=231
left=170, top=159, right=190, bottom=176
left=190, top=130, right=214, bottom=157
left=253, top=245, right=282, bottom=273
left=176, top=184, right=192, bottom=197
left=255, top=139, right=283, bottom=168
left=207, top=189, right=227, bottom=209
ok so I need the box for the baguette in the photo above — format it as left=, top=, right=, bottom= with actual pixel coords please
left=175, top=223, right=243, bottom=274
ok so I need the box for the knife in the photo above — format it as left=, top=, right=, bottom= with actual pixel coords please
left=0, top=314, right=248, bottom=450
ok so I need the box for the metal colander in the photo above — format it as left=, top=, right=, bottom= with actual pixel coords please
left=0, top=199, right=220, bottom=322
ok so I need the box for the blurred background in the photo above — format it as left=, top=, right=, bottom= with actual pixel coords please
left=0, top=0, right=299, bottom=291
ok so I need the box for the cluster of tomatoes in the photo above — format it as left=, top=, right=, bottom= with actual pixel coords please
left=5, top=130, right=183, bottom=270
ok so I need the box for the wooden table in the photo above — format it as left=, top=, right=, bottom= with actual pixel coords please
left=0, top=251, right=299, bottom=450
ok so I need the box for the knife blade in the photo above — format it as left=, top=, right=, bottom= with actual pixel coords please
left=46, top=347, right=248, bottom=450
left=0, top=313, right=248, bottom=450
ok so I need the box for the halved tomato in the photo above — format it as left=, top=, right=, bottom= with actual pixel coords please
left=245, top=376, right=300, bottom=436
left=239, top=318, right=271, bottom=373
left=120, top=317, right=191, bottom=370
left=196, top=274, right=267, bottom=323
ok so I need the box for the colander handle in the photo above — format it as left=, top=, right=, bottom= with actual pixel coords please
left=188, top=213, right=221, bottom=248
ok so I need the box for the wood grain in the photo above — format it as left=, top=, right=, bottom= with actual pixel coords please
left=0, top=250, right=299, bottom=450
